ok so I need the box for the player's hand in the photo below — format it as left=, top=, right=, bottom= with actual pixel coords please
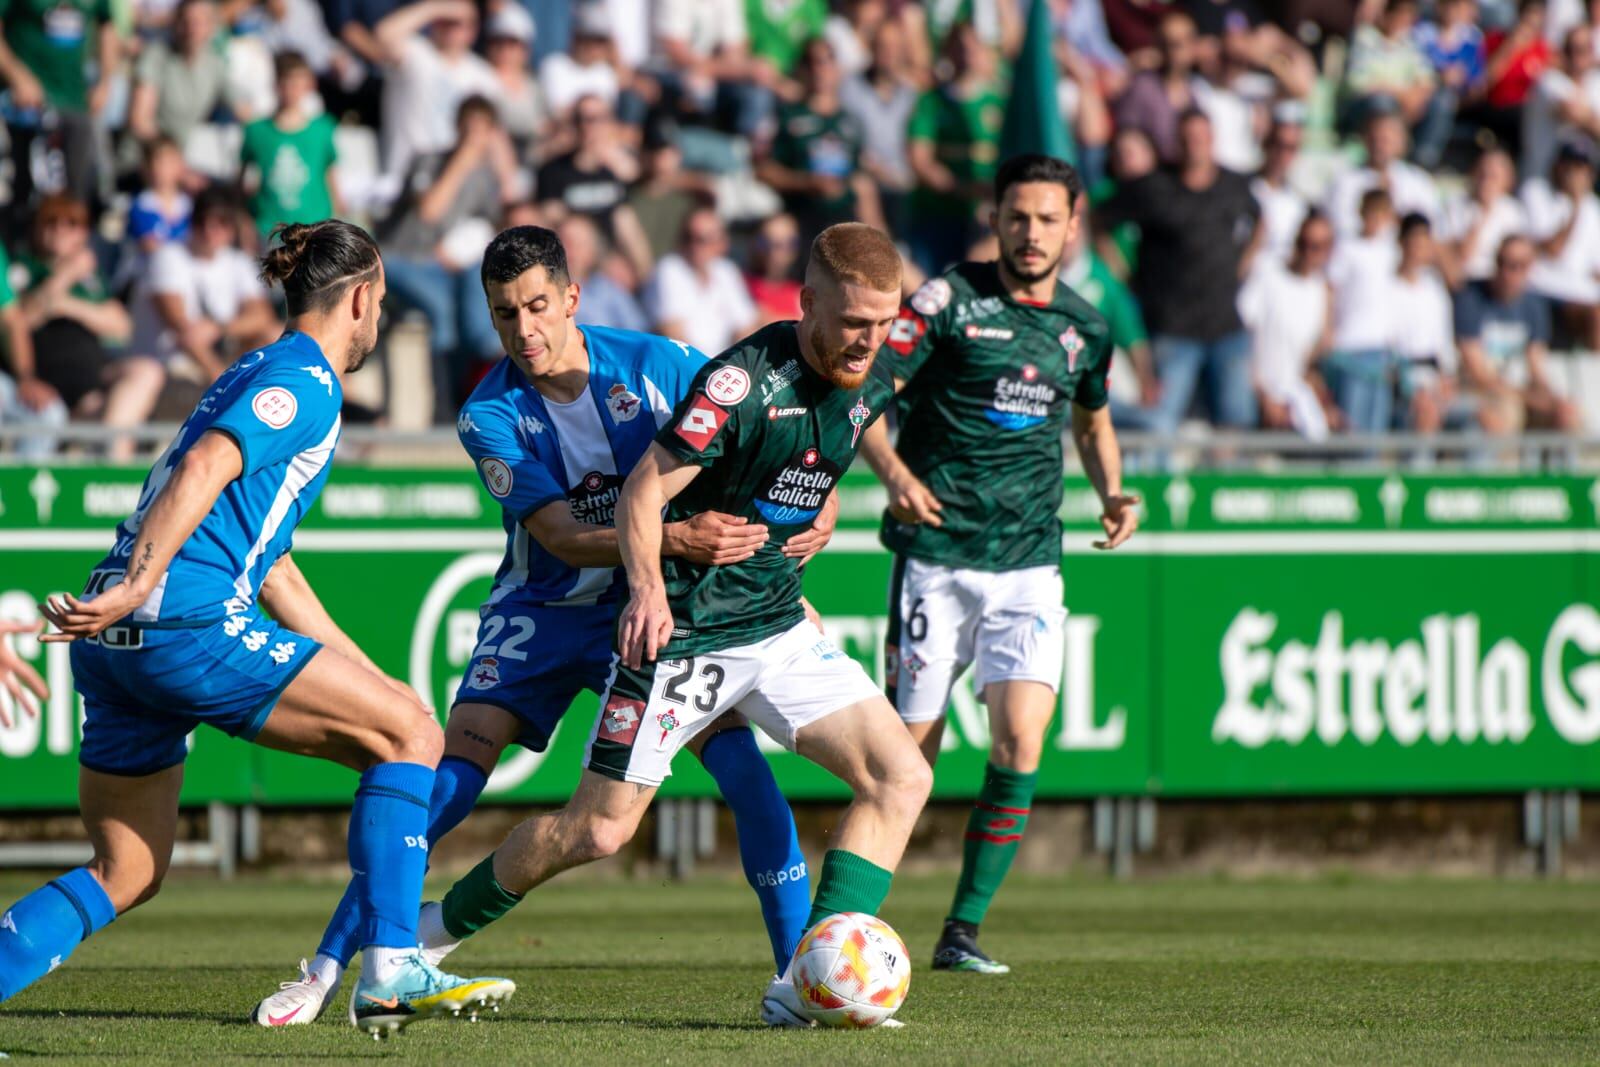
left=0, top=620, right=48, bottom=728
left=619, top=585, right=674, bottom=670
left=1095, top=494, right=1141, bottom=551
left=39, top=583, right=143, bottom=642
left=782, top=491, right=838, bottom=562
left=667, top=512, right=769, bottom=566
left=887, top=473, right=943, bottom=527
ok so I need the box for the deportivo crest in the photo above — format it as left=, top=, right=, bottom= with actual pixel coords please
left=910, top=277, right=952, bottom=316
left=467, top=657, right=500, bottom=690
left=848, top=398, right=870, bottom=447
left=706, top=366, right=751, bottom=406
left=606, top=382, right=642, bottom=423
left=1060, top=327, right=1085, bottom=371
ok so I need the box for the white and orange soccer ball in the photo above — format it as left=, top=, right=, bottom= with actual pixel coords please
left=790, top=912, right=911, bottom=1029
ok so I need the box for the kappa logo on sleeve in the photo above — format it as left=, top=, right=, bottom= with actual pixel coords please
left=674, top=394, right=730, bottom=451
left=251, top=387, right=298, bottom=429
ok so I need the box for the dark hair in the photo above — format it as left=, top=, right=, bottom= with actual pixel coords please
left=457, top=93, right=498, bottom=126
left=274, top=49, right=310, bottom=81
left=260, top=220, right=382, bottom=316
left=193, top=185, right=242, bottom=227
left=481, top=225, right=570, bottom=289
left=1359, top=186, right=1393, bottom=215
left=142, top=133, right=181, bottom=166
left=994, top=153, right=1083, bottom=208
left=1398, top=212, right=1431, bottom=239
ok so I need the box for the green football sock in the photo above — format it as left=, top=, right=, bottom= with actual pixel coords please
left=948, top=763, right=1037, bottom=927
left=805, top=849, right=893, bottom=929
left=440, top=853, right=523, bottom=940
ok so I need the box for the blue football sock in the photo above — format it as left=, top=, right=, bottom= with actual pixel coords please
left=348, top=761, right=435, bottom=951
left=318, top=756, right=488, bottom=965
left=700, top=728, right=811, bottom=970
left=0, top=867, right=117, bottom=1002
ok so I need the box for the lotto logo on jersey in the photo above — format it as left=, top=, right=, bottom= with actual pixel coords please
left=705, top=366, right=751, bottom=406
left=674, top=395, right=730, bottom=451
left=251, top=387, right=297, bottom=429
left=601, top=696, right=644, bottom=744
left=886, top=307, right=925, bottom=356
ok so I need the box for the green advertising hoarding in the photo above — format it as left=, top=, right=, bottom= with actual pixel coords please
left=0, top=466, right=1595, bottom=807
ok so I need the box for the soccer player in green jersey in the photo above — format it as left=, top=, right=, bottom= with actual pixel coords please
left=414, top=223, right=934, bottom=1027
left=860, top=154, right=1141, bottom=974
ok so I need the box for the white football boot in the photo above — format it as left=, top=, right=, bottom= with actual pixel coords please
left=760, top=973, right=814, bottom=1028
left=252, top=959, right=340, bottom=1027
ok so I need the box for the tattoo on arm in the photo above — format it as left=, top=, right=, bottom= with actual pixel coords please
left=463, top=729, right=496, bottom=747
left=129, top=540, right=155, bottom=584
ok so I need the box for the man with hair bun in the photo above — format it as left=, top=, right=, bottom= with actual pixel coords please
left=6, top=220, right=513, bottom=1038
left=861, top=153, right=1137, bottom=974
left=413, top=222, right=934, bottom=1029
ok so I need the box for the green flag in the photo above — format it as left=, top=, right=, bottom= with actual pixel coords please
left=1000, top=0, right=1076, bottom=166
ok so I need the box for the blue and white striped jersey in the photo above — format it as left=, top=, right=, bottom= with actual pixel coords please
left=458, top=325, right=707, bottom=608
left=90, top=331, right=343, bottom=624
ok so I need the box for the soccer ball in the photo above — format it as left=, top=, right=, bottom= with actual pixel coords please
left=791, top=912, right=911, bottom=1029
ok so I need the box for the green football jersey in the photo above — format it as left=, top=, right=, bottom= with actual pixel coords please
left=880, top=261, right=1113, bottom=571
left=653, top=321, right=896, bottom=656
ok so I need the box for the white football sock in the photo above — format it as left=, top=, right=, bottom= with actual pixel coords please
left=308, top=953, right=343, bottom=988
left=363, top=945, right=412, bottom=983
left=416, top=900, right=457, bottom=952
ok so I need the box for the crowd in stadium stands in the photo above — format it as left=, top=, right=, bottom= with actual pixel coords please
left=2, top=0, right=1599, bottom=455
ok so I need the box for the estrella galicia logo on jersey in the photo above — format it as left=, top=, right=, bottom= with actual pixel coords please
left=251, top=387, right=297, bottom=429
left=467, top=657, right=500, bottom=690
left=568, top=470, right=623, bottom=526
left=753, top=450, right=842, bottom=525
left=985, top=372, right=1058, bottom=431
left=479, top=457, right=514, bottom=498
left=601, top=696, right=644, bottom=744
left=887, top=306, right=925, bottom=356
left=674, top=394, right=729, bottom=451
left=848, top=398, right=870, bottom=446
left=705, top=366, right=751, bottom=406
left=1060, top=327, right=1085, bottom=371
left=606, top=382, right=642, bottom=423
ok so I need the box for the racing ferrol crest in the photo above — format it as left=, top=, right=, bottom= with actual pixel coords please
left=1059, top=327, right=1085, bottom=371
left=849, top=398, right=870, bottom=447
left=606, top=382, right=642, bottom=423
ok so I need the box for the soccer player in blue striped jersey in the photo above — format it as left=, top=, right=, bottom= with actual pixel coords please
left=3, top=221, right=512, bottom=1037
left=253, top=226, right=821, bottom=1028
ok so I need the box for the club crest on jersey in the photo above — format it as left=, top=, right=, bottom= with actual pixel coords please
left=674, top=394, right=730, bottom=451
left=601, top=696, right=644, bottom=744
left=479, top=457, right=514, bottom=498
left=848, top=399, right=870, bottom=446
left=251, top=387, right=297, bottom=429
left=705, top=366, right=751, bottom=406
left=1059, top=327, right=1085, bottom=371
left=910, top=277, right=952, bottom=316
left=656, top=709, right=681, bottom=743
left=606, top=382, right=642, bottom=423
left=901, top=651, right=927, bottom=688
left=467, top=657, right=500, bottom=690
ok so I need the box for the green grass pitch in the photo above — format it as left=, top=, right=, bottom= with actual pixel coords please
left=1, top=872, right=1597, bottom=1064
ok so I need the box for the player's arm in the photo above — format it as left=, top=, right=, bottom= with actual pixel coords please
left=614, top=443, right=704, bottom=668
left=40, top=430, right=243, bottom=639
left=1070, top=402, right=1139, bottom=550
left=0, top=620, right=48, bottom=728
left=524, top=499, right=769, bottom=569
left=859, top=418, right=942, bottom=527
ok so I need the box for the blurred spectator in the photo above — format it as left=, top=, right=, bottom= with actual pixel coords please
left=626, top=119, right=700, bottom=263
left=536, top=95, right=653, bottom=281
left=1483, top=0, right=1551, bottom=138
left=650, top=0, right=771, bottom=138
left=20, top=196, right=142, bottom=458
left=744, top=212, right=803, bottom=326
left=240, top=51, right=340, bottom=239
left=126, top=136, right=193, bottom=260
left=1453, top=233, right=1581, bottom=431
left=1061, top=189, right=1159, bottom=420
left=1522, top=138, right=1600, bottom=348
left=540, top=5, right=623, bottom=124
left=839, top=14, right=917, bottom=235
left=484, top=4, right=544, bottom=157
left=822, top=0, right=886, bottom=76
left=1439, top=146, right=1527, bottom=285
left=1099, top=108, right=1260, bottom=432
left=374, top=0, right=497, bottom=183
left=645, top=204, right=756, bottom=355
left=757, top=36, right=883, bottom=247
left=128, top=0, right=234, bottom=155
left=1415, top=0, right=1486, bottom=168
left=1520, top=25, right=1600, bottom=181
left=1188, top=0, right=1316, bottom=99
left=1113, top=11, right=1201, bottom=166
left=1054, top=0, right=1128, bottom=97
left=1324, top=104, right=1441, bottom=236
left=1094, top=125, right=1159, bottom=278
left=1326, top=188, right=1401, bottom=433
left=1057, top=34, right=1113, bottom=182
left=258, top=0, right=348, bottom=88
left=1194, top=45, right=1263, bottom=173
left=1238, top=211, right=1335, bottom=440
left=562, top=213, right=649, bottom=333
left=1251, top=113, right=1309, bottom=266
left=904, top=0, right=1019, bottom=70
left=1390, top=212, right=1458, bottom=432
left=1102, top=0, right=1180, bottom=64
left=906, top=22, right=1004, bottom=273
left=1344, top=0, right=1435, bottom=126
left=379, top=95, right=518, bottom=421
left=0, top=0, right=117, bottom=206
left=0, top=240, right=67, bottom=457
left=745, top=0, right=826, bottom=96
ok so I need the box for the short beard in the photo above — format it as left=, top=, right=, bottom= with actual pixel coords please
left=345, top=326, right=379, bottom=373
left=807, top=321, right=872, bottom=390
left=1001, top=245, right=1062, bottom=285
